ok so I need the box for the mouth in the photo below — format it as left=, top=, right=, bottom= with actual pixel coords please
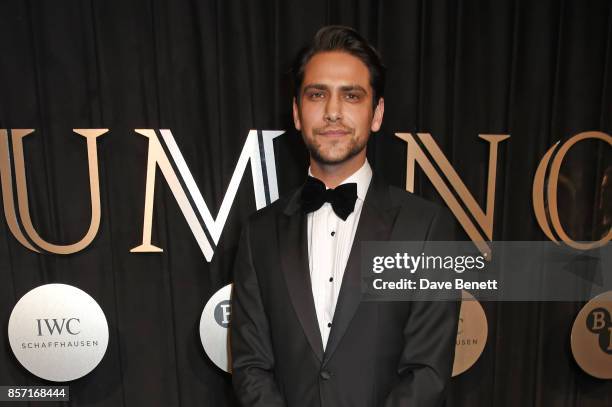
left=316, top=128, right=351, bottom=137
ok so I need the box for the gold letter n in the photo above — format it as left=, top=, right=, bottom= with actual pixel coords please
left=396, top=133, right=509, bottom=256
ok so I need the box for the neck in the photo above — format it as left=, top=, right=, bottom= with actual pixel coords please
left=310, top=153, right=366, bottom=189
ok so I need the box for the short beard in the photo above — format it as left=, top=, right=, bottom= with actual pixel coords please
left=303, top=135, right=366, bottom=165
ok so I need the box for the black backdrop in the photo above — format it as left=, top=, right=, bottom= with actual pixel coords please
left=0, top=0, right=611, bottom=406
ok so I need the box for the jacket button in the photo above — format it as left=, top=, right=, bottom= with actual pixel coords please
left=320, top=370, right=331, bottom=380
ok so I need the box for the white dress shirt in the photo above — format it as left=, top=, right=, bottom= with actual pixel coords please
left=307, top=160, right=372, bottom=350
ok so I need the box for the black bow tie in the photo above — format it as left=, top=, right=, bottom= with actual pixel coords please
left=301, top=176, right=358, bottom=221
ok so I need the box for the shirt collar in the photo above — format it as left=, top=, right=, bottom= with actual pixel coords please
left=307, top=159, right=372, bottom=201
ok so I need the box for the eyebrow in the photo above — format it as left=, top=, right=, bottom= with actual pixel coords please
left=302, top=84, right=368, bottom=94
left=339, top=85, right=368, bottom=93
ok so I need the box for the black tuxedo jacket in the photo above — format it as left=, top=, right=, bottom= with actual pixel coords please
left=231, top=174, right=460, bottom=407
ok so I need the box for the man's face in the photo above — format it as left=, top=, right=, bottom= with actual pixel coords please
left=293, top=51, right=384, bottom=166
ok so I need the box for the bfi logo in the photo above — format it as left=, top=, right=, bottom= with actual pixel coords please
left=214, top=300, right=231, bottom=328
left=36, top=318, right=81, bottom=336
left=587, top=308, right=612, bottom=353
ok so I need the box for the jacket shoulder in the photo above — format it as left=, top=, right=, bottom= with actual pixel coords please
left=245, top=186, right=298, bottom=227
left=386, top=185, right=456, bottom=240
left=387, top=185, right=445, bottom=216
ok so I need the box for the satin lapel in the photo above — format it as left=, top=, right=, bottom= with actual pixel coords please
left=323, top=176, right=400, bottom=366
left=279, top=192, right=324, bottom=362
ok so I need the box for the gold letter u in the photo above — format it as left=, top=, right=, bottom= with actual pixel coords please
left=0, top=129, right=106, bottom=254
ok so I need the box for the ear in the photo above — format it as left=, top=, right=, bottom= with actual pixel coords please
left=292, top=97, right=301, bottom=130
left=370, top=97, right=385, bottom=132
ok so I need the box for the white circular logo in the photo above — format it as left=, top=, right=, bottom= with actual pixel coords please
left=200, top=284, right=232, bottom=373
left=8, top=284, right=109, bottom=382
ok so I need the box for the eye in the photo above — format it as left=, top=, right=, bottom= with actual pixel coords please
left=306, top=91, right=326, bottom=100
left=345, top=93, right=361, bottom=102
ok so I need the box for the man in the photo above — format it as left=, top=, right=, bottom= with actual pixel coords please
left=231, top=26, right=459, bottom=407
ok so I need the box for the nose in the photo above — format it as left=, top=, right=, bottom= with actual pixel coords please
left=324, top=93, right=342, bottom=123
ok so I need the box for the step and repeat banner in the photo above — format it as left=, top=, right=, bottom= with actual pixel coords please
left=0, top=0, right=611, bottom=406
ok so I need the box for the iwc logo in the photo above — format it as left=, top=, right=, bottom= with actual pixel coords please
left=7, top=284, right=109, bottom=381
left=200, top=284, right=232, bottom=373
left=452, top=290, right=488, bottom=376
left=571, top=291, right=612, bottom=378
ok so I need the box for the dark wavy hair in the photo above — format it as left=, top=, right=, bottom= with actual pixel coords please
left=292, top=26, right=386, bottom=105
